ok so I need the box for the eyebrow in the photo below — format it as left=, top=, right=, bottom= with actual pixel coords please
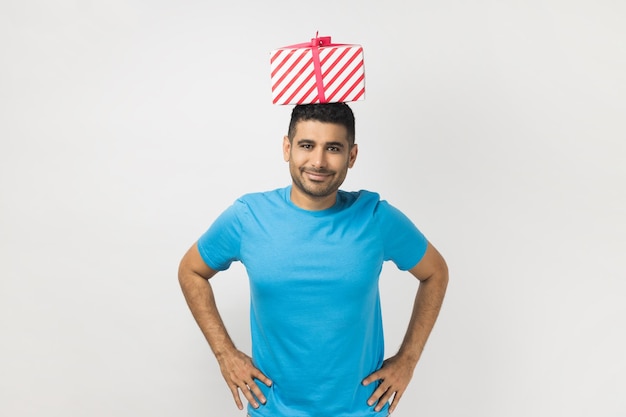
left=326, top=141, right=345, bottom=148
left=296, top=139, right=345, bottom=148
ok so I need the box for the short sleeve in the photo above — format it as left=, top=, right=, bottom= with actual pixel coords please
left=376, top=201, right=428, bottom=271
left=196, top=201, right=244, bottom=271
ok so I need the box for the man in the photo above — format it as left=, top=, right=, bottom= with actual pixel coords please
left=179, top=103, right=448, bottom=417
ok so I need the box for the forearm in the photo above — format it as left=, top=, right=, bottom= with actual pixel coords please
left=178, top=248, right=272, bottom=409
left=179, top=269, right=236, bottom=359
left=398, top=262, right=448, bottom=365
left=363, top=253, right=448, bottom=413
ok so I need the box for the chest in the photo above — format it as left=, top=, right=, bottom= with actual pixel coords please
left=239, top=214, right=384, bottom=296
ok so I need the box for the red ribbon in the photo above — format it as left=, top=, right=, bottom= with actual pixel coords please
left=282, top=33, right=345, bottom=104
left=310, top=36, right=327, bottom=103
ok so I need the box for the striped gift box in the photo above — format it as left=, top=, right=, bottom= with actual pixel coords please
left=270, top=35, right=365, bottom=105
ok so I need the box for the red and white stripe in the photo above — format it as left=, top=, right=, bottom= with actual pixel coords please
left=270, top=45, right=365, bottom=105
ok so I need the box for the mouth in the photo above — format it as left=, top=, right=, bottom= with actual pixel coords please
left=302, top=169, right=333, bottom=182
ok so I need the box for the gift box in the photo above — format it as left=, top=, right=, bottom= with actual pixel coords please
left=270, top=35, right=365, bottom=105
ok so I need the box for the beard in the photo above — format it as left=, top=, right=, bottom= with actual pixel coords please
left=289, top=165, right=348, bottom=199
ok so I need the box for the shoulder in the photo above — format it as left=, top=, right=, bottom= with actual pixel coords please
left=230, top=187, right=289, bottom=217
left=351, top=191, right=413, bottom=224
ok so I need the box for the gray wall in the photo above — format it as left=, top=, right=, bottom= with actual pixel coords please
left=1, top=1, right=624, bottom=416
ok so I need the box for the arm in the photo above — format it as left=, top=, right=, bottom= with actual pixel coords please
left=178, top=243, right=272, bottom=410
left=362, top=241, right=448, bottom=414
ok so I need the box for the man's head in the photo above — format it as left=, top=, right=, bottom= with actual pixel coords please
left=283, top=103, right=358, bottom=210
left=287, top=103, right=356, bottom=145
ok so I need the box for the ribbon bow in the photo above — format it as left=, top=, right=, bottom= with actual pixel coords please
left=310, top=33, right=332, bottom=47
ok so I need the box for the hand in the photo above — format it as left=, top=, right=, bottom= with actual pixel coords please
left=362, top=354, right=417, bottom=414
left=217, top=349, right=273, bottom=410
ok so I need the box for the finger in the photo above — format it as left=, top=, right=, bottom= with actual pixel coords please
left=252, top=369, right=273, bottom=387
left=388, top=390, right=404, bottom=414
left=239, top=383, right=261, bottom=409
left=228, top=384, right=244, bottom=410
left=362, top=370, right=381, bottom=386
left=367, top=382, right=388, bottom=407
left=374, top=387, right=395, bottom=412
left=247, top=380, right=267, bottom=405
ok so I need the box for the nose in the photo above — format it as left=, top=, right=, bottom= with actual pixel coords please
left=311, top=147, right=327, bottom=168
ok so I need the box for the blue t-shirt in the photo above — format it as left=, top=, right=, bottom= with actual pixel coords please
left=197, top=186, right=428, bottom=417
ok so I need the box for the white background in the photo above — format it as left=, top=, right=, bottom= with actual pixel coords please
left=1, top=1, right=624, bottom=416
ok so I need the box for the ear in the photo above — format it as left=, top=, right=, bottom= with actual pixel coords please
left=282, top=135, right=291, bottom=162
left=348, top=143, right=358, bottom=168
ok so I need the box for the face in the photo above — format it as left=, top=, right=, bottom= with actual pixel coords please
left=283, top=120, right=358, bottom=209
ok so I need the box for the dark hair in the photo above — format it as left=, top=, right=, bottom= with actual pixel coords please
left=287, top=103, right=356, bottom=144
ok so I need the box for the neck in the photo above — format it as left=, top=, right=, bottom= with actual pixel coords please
left=289, top=186, right=337, bottom=211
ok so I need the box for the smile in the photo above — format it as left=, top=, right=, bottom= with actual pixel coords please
left=302, top=169, right=334, bottom=181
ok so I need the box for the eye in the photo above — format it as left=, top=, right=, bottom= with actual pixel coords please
left=300, top=144, right=313, bottom=149
left=327, top=146, right=341, bottom=152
